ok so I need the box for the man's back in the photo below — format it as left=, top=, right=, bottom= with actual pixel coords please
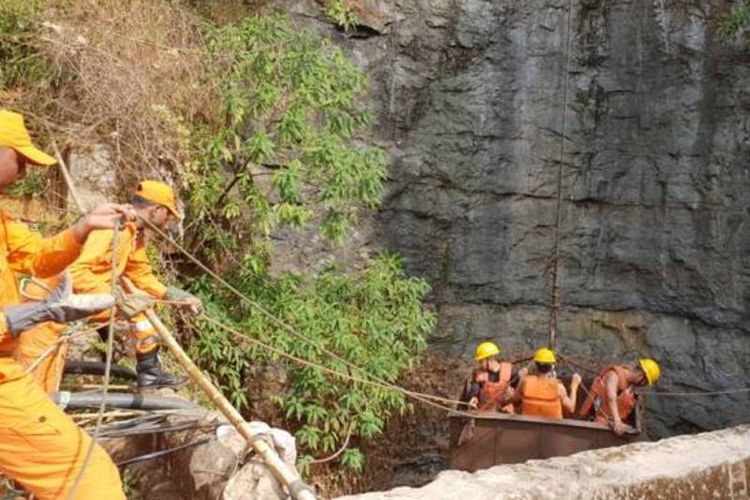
left=520, top=374, right=563, bottom=419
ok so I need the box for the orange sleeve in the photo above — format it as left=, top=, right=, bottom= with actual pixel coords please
left=4, top=218, right=82, bottom=278
left=68, top=229, right=116, bottom=294
left=124, top=239, right=166, bottom=298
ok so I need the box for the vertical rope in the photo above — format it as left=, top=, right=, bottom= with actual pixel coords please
left=548, top=0, right=576, bottom=349
left=66, top=220, right=120, bottom=499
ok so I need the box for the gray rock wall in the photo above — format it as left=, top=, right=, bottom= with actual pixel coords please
left=281, top=0, right=750, bottom=436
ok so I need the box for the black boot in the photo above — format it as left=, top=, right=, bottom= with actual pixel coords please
left=136, top=349, right=187, bottom=389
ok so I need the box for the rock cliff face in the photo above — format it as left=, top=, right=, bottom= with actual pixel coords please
left=280, top=0, right=749, bottom=437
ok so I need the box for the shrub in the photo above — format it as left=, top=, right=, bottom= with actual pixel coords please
left=191, top=254, right=434, bottom=473
left=183, top=14, right=434, bottom=473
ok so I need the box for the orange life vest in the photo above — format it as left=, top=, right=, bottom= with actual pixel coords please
left=520, top=374, right=562, bottom=419
left=475, top=362, right=514, bottom=413
left=578, top=365, right=638, bottom=423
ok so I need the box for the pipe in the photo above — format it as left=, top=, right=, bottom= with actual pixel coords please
left=52, top=391, right=198, bottom=411
left=116, top=437, right=213, bottom=467
left=64, top=360, right=138, bottom=380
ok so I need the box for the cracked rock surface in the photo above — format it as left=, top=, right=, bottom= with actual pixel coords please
left=276, top=0, right=749, bottom=437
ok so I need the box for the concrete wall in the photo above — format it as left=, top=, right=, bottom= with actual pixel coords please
left=339, top=425, right=750, bottom=500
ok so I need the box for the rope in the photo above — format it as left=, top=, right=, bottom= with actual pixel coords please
left=22, top=322, right=108, bottom=376
left=141, top=211, right=749, bottom=422
left=140, top=216, right=470, bottom=410
left=126, top=219, right=750, bottom=416
left=547, top=0, right=576, bottom=349
left=66, top=221, right=121, bottom=499
left=310, top=425, right=354, bottom=464
left=200, top=315, right=474, bottom=417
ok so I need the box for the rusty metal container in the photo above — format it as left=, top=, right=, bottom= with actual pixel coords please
left=448, top=411, right=646, bottom=471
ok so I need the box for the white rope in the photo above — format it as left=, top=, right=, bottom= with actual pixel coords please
left=66, top=220, right=120, bottom=499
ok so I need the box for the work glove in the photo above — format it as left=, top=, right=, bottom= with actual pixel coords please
left=4, top=272, right=114, bottom=336
left=164, top=286, right=203, bottom=315
left=114, top=286, right=155, bottom=319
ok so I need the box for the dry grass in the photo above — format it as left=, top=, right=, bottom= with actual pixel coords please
left=10, top=0, right=217, bottom=192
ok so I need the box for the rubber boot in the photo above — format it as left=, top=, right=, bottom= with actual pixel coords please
left=136, top=348, right=187, bottom=389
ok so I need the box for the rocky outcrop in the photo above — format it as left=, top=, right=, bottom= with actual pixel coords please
left=67, top=144, right=117, bottom=208
left=104, top=410, right=298, bottom=499
left=280, top=0, right=750, bottom=437
left=339, top=424, right=750, bottom=499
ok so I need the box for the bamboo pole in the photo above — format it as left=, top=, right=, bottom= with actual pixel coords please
left=50, top=140, right=86, bottom=214
left=121, top=277, right=316, bottom=500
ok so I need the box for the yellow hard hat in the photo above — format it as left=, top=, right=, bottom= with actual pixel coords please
left=0, top=110, right=56, bottom=166
left=533, top=347, right=556, bottom=364
left=135, top=180, right=182, bottom=219
left=639, top=358, right=661, bottom=386
left=475, top=341, right=500, bottom=361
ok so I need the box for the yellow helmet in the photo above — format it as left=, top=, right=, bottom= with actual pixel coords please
left=533, top=347, right=556, bottom=364
left=475, top=341, right=500, bottom=361
left=639, top=358, right=661, bottom=386
left=135, top=180, right=182, bottom=219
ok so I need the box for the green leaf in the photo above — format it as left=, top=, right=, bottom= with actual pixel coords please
left=341, top=448, right=365, bottom=473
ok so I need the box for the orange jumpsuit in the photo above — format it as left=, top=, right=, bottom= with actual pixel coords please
left=16, top=223, right=167, bottom=393
left=70, top=222, right=167, bottom=353
left=0, top=213, right=124, bottom=499
left=68, top=223, right=166, bottom=353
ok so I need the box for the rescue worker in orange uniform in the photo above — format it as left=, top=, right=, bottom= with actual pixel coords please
left=67, top=180, right=202, bottom=388
left=462, top=341, right=527, bottom=413
left=578, top=358, right=660, bottom=435
left=513, top=348, right=581, bottom=419
left=0, top=109, right=128, bottom=499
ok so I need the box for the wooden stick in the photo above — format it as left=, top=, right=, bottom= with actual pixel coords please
left=51, top=139, right=86, bottom=214
left=121, top=277, right=315, bottom=500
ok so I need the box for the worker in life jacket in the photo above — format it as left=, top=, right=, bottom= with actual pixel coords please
left=0, top=110, right=127, bottom=498
left=513, top=348, right=581, bottom=419
left=461, top=341, right=527, bottom=413
left=578, top=358, right=661, bottom=435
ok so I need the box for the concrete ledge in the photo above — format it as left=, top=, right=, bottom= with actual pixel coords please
left=340, top=425, right=750, bottom=500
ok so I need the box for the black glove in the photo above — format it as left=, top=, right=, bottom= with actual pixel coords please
left=4, top=273, right=114, bottom=336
